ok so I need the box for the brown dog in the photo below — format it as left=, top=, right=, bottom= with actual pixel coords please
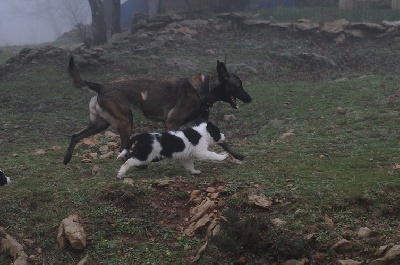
left=63, top=56, right=252, bottom=165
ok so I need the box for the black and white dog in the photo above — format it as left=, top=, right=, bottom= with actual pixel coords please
left=0, top=170, right=11, bottom=186
left=116, top=122, right=227, bottom=178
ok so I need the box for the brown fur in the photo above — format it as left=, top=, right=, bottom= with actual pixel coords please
left=63, top=56, right=252, bottom=164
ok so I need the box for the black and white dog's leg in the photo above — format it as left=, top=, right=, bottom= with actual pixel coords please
left=180, top=159, right=201, bottom=175
left=0, top=170, right=11, bottom=186
left=197, top=151, right=228, bottom=161
left=218, top=142, right=245, bottom=161
left=117, top=158, right=147, bottom=178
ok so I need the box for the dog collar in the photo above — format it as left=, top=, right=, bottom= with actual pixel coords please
left=200, top=73, right=213, bottom=109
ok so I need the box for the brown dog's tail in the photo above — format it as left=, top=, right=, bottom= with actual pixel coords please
left=68, top=56, right=103, bottom=94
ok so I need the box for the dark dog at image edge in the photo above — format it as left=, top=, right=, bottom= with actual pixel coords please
left=0, top=170, right=11, bottom=186
left=116, top=122, right=227, bottom=178
left=63, top=56, right=252, bottom=165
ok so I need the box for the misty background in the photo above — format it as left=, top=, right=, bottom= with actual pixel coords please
left=0, top=0, right=112, bottom=47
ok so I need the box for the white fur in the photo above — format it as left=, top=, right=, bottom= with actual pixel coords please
left=117, top=123, right=227, bottom=178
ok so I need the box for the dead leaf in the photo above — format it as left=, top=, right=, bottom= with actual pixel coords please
left=393, top=164, right=400, bottom=169
left=49, top=146, right=62, bottom=151
left=324, top=215, right=335, bottom=228
left=32, top=149, right=46, bottom=156
left=191, top=241, right=208, bottom=263
left=83, top=138, right=99, bottom=146
left=248, top=194, right=273, bottom=208
left=278, top=129, right=295, bottom=140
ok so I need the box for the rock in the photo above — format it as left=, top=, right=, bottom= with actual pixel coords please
left=166, top=57, right=198, bottom=71
left=179, top=19, right=209, bottom=28
left=69, top=43, right=86, bottom=52
left=99, top=145, right=109, bottom=153
left=189, top=197, right=215, bottom=223
left=270, top=22, right=293, bottom=29
left=337, top=260, right=362, bottom=265
left=298, top=52, right=336, bottom=68
left=184, top=213, right=214, bottom=236
left=77, top=255, right=88, bottom=265
left=334, top=33, right=346, bottom=44
left=217, top=12, right=247, bottom=22
left=99, top=151, right=114, bottom=159
left=206, top=220, right=219, bottom=236
left=356, top=227, right=372, bottom=239
left=189, top=190, right=202, bottom=203
left=294, top=19, right=319, bottom=32
left=382, top=20, right=400, bottom=28
left=44, top=49, right=62, bottom=56
left=350, top=22, right=386, bottom=32
left=0, top=228, right=29, bottom=265
left=374, top=245, right=389, bottom=257
left=321, top=19, right=350, bottom=37
left=57, top=215, right=87, bottom=250
left=242, top=19, right=270, bottom=27
left=104, top=131, right=119, bottom=139
left=153, top=12, right=183, bottom=23
left=370, top=245, right=400, bottom=265
left=248, top=194, right=273, bottom=208
left=224, top=114, right=235, bottom=123
left=331, top=239, right=353, bottom=254
left=283, top=258, right=309, bottom=265
left=22, top=238, right=34, bottom=248
left=345, top=29, right=366, bottom=39
left=271, top=218, right=287, bottom=226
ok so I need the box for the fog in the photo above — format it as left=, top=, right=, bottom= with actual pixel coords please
left=0, top=0, right=92, bottom=47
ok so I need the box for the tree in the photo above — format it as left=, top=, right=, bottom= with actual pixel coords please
left=111, top=0, right=121, bottom=35
left=88, top=0, right=107, bottom=46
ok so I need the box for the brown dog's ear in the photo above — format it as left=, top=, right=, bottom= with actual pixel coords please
left=217, top=60, right=230, bottom=83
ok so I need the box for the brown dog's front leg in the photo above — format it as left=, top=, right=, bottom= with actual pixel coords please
left=218, top=142, right=245, bottom=161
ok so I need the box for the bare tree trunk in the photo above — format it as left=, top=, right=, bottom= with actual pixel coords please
left=88, top=0, right=107, bottom=46
left=111, top=0, right=121, bottom=35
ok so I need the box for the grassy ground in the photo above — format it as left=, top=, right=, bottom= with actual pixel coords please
left=1, top=22, right=400, bottom=264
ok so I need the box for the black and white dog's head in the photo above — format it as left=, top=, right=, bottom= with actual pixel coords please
left=0, top=170, right=11, bottom=186
left=202, top=121, right=226, bottom=144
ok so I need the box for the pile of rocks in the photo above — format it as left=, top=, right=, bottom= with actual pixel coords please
left=219, top=12, right=400, bottom=43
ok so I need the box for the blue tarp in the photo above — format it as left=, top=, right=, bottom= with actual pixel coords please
left=121, top=0, right=148, bottom=29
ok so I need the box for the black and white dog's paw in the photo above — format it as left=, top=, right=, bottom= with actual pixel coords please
left=0, top=170, right=11, bottom=186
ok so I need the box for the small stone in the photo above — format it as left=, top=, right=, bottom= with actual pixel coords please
left=337, top=259, right=362, bottom=265
left=271, top=218, right=287, bottom=226
left=331, top=239, right=353, bottom=254
left=206, top=187, right=216, bottom=193
left=374, top=245, right=389, bottom=257
left=356, top=227, right=372, bottom=239
left=99, top=151, right=114, bottom=159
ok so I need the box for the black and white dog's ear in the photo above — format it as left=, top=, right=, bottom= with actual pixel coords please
left=206, top=122, right=222, bottom=142
left=217, top=60, right=230, bottom=83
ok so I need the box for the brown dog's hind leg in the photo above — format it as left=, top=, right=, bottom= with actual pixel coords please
left=63, top=118, right=110, bottom=165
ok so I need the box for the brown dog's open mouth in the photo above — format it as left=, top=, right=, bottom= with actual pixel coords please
left=229, top=96, right=238, bottom=109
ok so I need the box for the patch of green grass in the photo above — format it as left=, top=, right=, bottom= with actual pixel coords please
left=1, top=27, right=400, bottom=264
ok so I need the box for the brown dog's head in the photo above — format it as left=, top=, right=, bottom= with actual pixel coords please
left=217, top=60, right=252, bottom=109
